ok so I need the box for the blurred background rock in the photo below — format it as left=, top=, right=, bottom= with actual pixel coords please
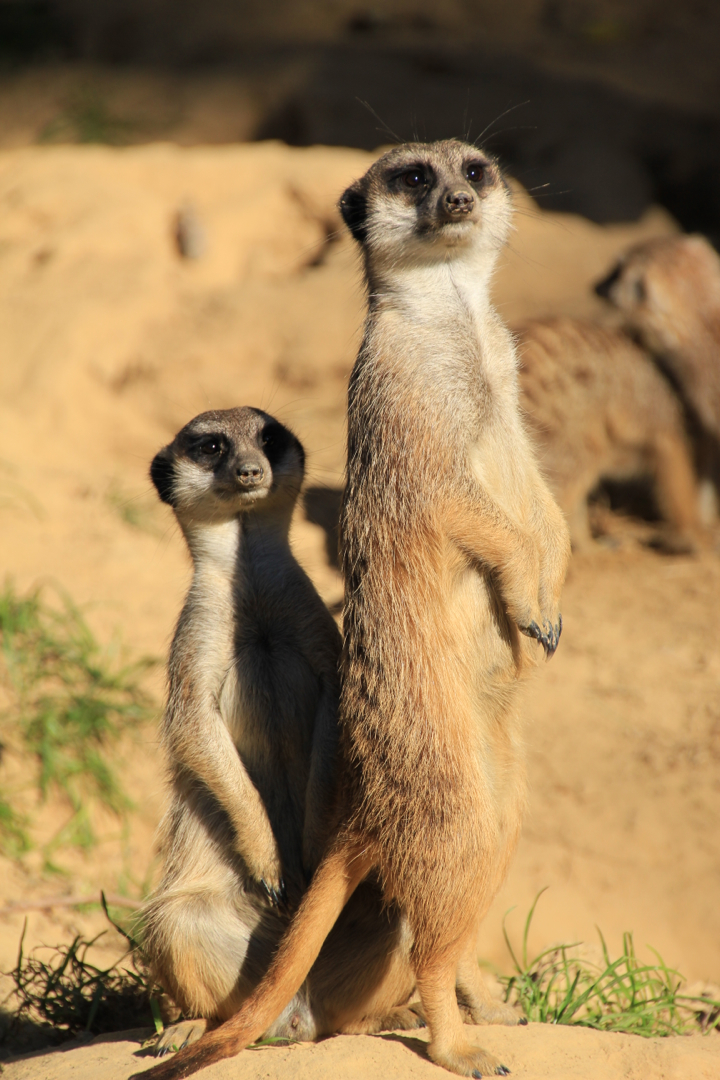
left=0, top=0, right=719, bottom=235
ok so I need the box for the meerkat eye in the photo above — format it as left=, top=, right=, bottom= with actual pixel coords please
left=466, top=162, right=485, bottom=184
left=402, top=169, right=427, bottom=188
left=260, top=422, right=293, bottom=464
left=199, top=437, right=223, bottom=456
left=261, top=425, right=280, bottom=449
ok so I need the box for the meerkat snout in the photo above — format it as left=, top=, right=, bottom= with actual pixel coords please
left=442, top=189, right=474, bottom=217
left=236, top=458, right=265, bottom=487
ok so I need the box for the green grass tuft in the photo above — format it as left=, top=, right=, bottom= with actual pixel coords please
left=0, top=580, right=156, bottom=858
left=499, top=890, right=720, bottom=1036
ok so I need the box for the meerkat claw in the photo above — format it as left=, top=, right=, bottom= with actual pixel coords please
left=518, top=1017, right=528, bottom=1026
left=260, top=878, right=287, bottom=908
left=521, top=620, right=542, bottom=643
left=521, top=615, right=562, bottom=658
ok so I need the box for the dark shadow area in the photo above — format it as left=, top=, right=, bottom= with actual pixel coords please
left=0, top=1005, right=81, bottom=1060
left=1, top=2, right=720, bottom=238
left=590, top=476, right=662, bottom=524
left=303, top=485, right=343, bottom=571
left=0, top=1, right=73, bottom=62
left=253, top=43, right=720, bottom=238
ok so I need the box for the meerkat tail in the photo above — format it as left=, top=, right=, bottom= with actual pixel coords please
left=129, top=842, right=370, bottom=1080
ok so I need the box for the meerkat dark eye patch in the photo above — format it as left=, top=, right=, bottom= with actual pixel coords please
left=465, top=162, right=485, bottom=184
left=185, top=433, right=227, bottom=465
left=150, top=450, right=176, bottom=506
left=402, top=168, right=427, bottom=188
left=198, top=437, right=223, bottom=456
left=260, top=421, right=292, bottom=466
left=385, top=164, right=433, bottom=199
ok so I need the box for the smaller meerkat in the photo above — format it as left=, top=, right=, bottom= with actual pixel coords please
left=596, top=234, right=720, bottom=519
left=142, top=407, right=424, bottom=1056
left=142, top=406, right=340, bottom=1045
left=517, top=317, right=702, bottom=551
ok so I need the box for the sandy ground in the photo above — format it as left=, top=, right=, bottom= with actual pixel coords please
left=5, top=1022, right=720, bottom=1080
left=0, top=142, right=718, bottom=1077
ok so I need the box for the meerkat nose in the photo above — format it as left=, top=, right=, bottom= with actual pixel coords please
left=443, top=190, right=474, bottom=215
left=237, top=460, right=265, bottom=487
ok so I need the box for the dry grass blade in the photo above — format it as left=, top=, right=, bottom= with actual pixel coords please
left=1, top=914, right=160, bottom=1049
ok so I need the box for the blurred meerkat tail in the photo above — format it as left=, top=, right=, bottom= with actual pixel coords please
left=129, top=842, right=370, bottom=1080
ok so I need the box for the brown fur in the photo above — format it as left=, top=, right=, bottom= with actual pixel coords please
left=517, top=317, right=701, bottom=551
left=141, top=407, right=424, bottom=1056
left=596, top=234, right=720, bottom=519
left=132, top=141, right=570, bottom=1080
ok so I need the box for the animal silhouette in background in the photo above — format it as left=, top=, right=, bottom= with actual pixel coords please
left=134, top=139, right=570, bottom=1080
left=517, top=317, right=702, bottom=552
left=596, top=234, right=720, bottom=523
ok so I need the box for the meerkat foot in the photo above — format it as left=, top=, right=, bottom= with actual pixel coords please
left=340, top=1004, right=426, bottom=1034
left=153, top=1019, right=208, bottom=1057
left=428, top=1039, right=510, bottom=1077
left=520, top=614, right=561, bottom=658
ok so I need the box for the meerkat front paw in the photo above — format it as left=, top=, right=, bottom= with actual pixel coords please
left=154, top=1019, right=208, bottom=1056
left=520, top=614, right=562, bottom=658
left=257, top=874, right=287, bottom=909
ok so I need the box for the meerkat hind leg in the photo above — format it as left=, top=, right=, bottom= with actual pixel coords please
left=456, top=949, right=525, bottom=1028
left=339, top=1004, right=426, bottom=1034
left=416, top=953, right=510, bottom=1077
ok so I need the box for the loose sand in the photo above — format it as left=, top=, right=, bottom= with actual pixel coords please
left=6, top=1021, right=720, bottom=1080
left=0, top=142, right=718, bottom=1078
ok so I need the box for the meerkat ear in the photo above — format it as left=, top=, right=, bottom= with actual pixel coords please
left=685, top=233, right=719, bottom=267
left=594, top=262, right=622, bottom=300
left=150, top=448, right=176, bottom=506
left=339, top=182, right=368, bottom=243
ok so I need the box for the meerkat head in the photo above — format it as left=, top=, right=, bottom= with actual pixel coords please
left=595, top=234, right=720, bottom=355
left=150, top=407, right=305, bottom=523
left=339, top=139, right=511, bottom=270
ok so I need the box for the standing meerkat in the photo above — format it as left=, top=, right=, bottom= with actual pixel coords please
left=517, top=317, right=701, bottom=551
left=134, top=141, right=570, bottom=1080
left=596, top=234, right=720, bottom=519
left=142, top=407, right=425, bottom=1055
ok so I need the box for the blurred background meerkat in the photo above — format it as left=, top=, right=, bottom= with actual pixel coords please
left=517, top=317, right=702, bottom=553
left=596, top=234, right=720, bottom=525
